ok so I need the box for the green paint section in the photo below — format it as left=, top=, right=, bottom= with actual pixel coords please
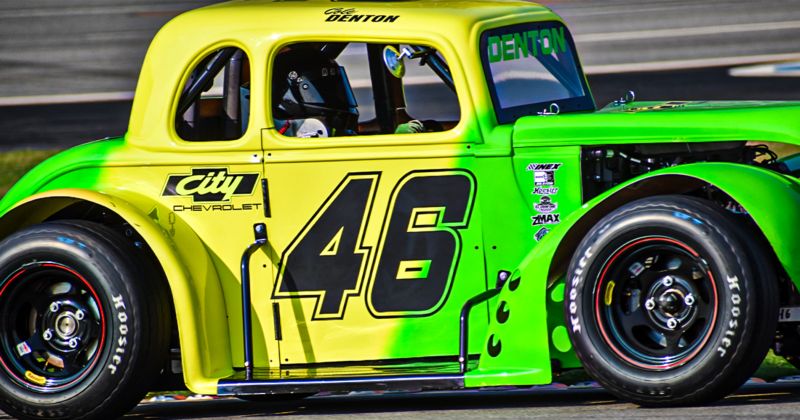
left=550, top=282, right=564, bottom=302
left=513, top=101, right=800, bottom=147
left=643, top=164, right=800, bottom=289
left=552, top=326, right=571, bottom=353
left=486, top=27, right=567, bottom=63
left=464, top=269, right=552, bottom=387
left=396, top=260, right=432, bottom=280
left=0, top=138, right=123, bottom=218
left=547, top=279, right=579, bottom=368
left=465, top=146, right=583, bottom=385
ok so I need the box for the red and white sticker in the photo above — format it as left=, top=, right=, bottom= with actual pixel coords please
left=16, top=342, right=31, bottom=357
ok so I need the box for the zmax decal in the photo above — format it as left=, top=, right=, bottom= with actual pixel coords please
left=274, top=170, right=477, bottom=320
left=162, top=168, right=259, bottom=202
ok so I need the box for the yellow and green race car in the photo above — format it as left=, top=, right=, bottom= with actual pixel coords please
left=1, top=0, right=800, bottom=418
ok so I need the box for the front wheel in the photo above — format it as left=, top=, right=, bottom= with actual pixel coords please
left=565, top=195, right=777, bottom=405
left=0, top=221, right=170, bottom=419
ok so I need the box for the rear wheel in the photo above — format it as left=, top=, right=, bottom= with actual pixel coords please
left=0, top=221, right=170, bottom=419
left=565, top=195, right=778, bottom=405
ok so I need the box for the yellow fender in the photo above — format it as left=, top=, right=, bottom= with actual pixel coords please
left=0, top=188, right=232, bottom=394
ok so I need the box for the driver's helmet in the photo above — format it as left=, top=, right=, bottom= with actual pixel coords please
left=272, top=46, right=359, bottom=136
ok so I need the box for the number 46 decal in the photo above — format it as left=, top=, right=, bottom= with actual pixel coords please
left=273, top=169, right=476, bottom=320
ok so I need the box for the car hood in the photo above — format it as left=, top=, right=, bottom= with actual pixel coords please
left=512, top=100, right=800, bottom=147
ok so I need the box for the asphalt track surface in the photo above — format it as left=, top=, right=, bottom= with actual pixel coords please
left=123, top=383, right=800, bottom=419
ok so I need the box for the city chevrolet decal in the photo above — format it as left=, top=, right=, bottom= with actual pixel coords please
left=162, top=168, right=261, bottom=211
left=324, top=7, right=399, bottom=22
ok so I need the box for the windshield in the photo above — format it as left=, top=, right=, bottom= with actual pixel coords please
left=480, top=21, right=594, bottom=124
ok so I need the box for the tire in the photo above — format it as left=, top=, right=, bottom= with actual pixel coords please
left=0, top=221, right=170, bottom=419
left=565, top=195, right=778, bottom=405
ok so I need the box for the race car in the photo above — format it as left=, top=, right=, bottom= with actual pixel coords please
left=1, top=0, right=800, bottom=418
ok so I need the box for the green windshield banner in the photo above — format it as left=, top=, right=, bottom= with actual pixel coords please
left=487, top=27, right=567, bottom=63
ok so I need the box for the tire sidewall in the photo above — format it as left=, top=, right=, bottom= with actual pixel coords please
left=0, top=224, right=144, bottom=418
left=566, top=200, right=756, bottom=400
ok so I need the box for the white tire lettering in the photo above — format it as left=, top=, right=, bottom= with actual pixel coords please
left=107, top=294, right=130, bottom=375
left=567, top=246, right=593, bottom=335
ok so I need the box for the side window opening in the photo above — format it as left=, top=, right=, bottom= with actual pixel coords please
left=271, top=42, right=460, bottom=138
left=176, top=47, right=250, bottom=141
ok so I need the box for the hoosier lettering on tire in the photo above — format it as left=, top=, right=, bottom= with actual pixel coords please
left=0, top=221, right=170, bottom=420
left=565, top=195, right=778, bottom=405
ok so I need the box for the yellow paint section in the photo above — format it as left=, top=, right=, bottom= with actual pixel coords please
left=604, top=280, right=616, bottom=306
left=412, top=212, right=439, bottom=229
left=25, top=371, right=46, bottom=386
left=396, top=260, right=432, bottom=280
left=320, top=227, right=344, bottom=256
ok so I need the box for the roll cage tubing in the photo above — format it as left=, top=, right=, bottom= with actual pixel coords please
left=176, top=43, right=455, bottom=124
left=322, top=42, right=456, bottom=93
left=177, top=47, right=238, bottom=116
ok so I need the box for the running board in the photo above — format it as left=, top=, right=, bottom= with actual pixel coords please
left=218, top=374, right=464, bottom=396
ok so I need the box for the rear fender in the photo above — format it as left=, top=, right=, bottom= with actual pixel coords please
left=0, top=189, right=232, bottom=394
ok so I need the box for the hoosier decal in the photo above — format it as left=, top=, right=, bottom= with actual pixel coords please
left=162, top=168, right=259, bottom=202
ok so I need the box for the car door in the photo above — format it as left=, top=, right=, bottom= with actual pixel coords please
left=262, top=40, right=487, bottom=366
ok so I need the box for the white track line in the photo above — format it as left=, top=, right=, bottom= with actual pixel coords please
left=584, top=53, right=800, bottom=75
left=575, top=20, right=800, bottom=43
left=0, top=91, right=134, bottom=106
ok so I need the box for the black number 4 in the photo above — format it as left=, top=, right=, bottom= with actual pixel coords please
left=273, top=170, right=476, bottom=320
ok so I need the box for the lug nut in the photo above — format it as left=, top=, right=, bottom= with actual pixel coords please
left=43, top=329, right=53, bottom=341
left=645, top=298, right=656, bottom=310
left=684, top=294, right=695, bottom=306
left=666, top=318, right=678, bottom=330
left=75, top=310, right=85, bottom=321
left=68, top=338, right=79, bottom=349
left=49, top=302, right=59, bottom=312
left=662, top=276, right=674, bottom=287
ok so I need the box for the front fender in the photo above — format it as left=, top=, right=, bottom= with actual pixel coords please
left=468, top=162, right=800, bottom=386
left=0, top=189, right=233, bottom=394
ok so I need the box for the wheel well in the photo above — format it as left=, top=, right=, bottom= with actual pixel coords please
left=548, top=174, right=785, bottom=290
left=45, top=201, right=183, bottom=387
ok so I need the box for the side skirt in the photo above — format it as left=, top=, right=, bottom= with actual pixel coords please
left=218, top=374, right=464, bottom=396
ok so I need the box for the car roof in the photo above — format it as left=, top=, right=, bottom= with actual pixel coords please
left=127, top=0, right=559, bottom=147
left=162, top=0, right=557, bottom=39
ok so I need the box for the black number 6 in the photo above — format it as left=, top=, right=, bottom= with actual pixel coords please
left=367, top=170, right=476, bottom=317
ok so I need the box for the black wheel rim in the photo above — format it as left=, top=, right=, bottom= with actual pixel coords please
left=0, top=262, right=106, bottom=392
left=594, top=237, right=718, bottom=370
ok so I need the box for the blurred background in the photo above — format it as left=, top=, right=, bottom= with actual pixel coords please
left=1, top=0, right=800, bottom=149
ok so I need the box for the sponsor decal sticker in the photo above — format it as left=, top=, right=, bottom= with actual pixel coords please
left=534, top=195, right=558, bottom=213
left=534, top=227, right=550, bottom=242
left=16, top=342, right=31, bottom=357
left=532, top=213, right=560, bottom=226
left=25, top=371, right=46, bottom=386
left=527, top=162, right=562, bottom=195
left=324, top=7, right=399, bottom=22
left=162, top=168, right=259, bottom=202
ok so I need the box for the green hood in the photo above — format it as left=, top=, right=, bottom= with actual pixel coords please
left=512, top=101, right=800, bottom=147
